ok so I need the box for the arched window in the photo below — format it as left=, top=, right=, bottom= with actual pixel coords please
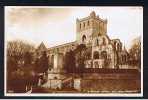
left=96, top=39, right=99, bottom=46
left=117, top=43, right=120, bottom=51
left=80, top=23, right=81, bottom=29
left=94, top=61, right=99, bottom=68
left=93, top=51, right=99, bottom=59
left=101, top=51, right=107, bottom=59
left=114, top=42, right=116, bottom=46
left=86, top=52, right=91, bottom=60
left=82, top=35, right=86, bottom=42
left=103, top=37, right=106, bottom=45
left=83, top=22, right=85, bottom=28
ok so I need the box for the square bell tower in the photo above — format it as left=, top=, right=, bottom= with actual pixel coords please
left=76, top=11, right=107, bottom=45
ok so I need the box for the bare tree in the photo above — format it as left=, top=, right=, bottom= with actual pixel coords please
left=129, top=36, right=141, bottom=68
left=7, top=40, right=35, bottom=92
left=7, top=40, right=35, bottom=70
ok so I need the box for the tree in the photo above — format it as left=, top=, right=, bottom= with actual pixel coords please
left=24, top=51, right=33, bottom=66
left=35, top=51, right=49, bottom=74
left=74, top=44, right=87, bottom=75
left=64, top=50, right=76, bottom=73
left=7, top=40, right=35, bottom=68
left=7, top=40, right=35, bottom=73
left=7, top=40, right=34, bottom=57
left=40, top=51, right=49, bottom=73
left=129, top=36, right=141, bottom=68
left=7, top=56, right=18, bottom=81
left=34, top=58, right=40, bottom=73
left=7, top=40, right=35, bottom=91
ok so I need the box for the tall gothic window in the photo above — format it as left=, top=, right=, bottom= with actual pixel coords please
left=93, top=51, right=99, bottom=59
left=86, top=52, right=91, bottom=60
left=80, top=23, right=81, bottom=29
left=96, top=39, right=99, bottom=46
left=83, top=22, right=85, bottom=28
left=82, top=35, right=86, bottom=42
left=117, top=43, right=121, bottom=51
left=101, top=51, right=107, bottom=59
left=103, top=37, right=106, bottom=45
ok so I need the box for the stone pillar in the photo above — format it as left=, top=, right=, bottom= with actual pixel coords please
left=57, top=53, right=64, bottom=69
left=38, top=78, right=42, bottom=86
left=54, top=54, right=58, bottom=69
left=53, top=53, right=64, bottom=70
left=74, top=78, right=81, bottom=91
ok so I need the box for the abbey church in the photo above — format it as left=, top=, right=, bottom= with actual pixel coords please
left=36, top=11, right=129, bottom=72
left=6, top=8, right=141, bottom=93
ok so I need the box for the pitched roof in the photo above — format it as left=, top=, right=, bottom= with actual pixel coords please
left=37, top=42, right=47, bottom=51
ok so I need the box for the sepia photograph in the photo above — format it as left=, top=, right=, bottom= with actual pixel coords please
left=4, top=6, right=143, bottom=97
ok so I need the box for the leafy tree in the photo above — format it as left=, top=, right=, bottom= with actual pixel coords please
left=40, top=51, right=49, bottom=73
left=24, top=51, right=33, bottom=66
left=34, top=58, right=40, bottom=73
left=35, top=51, right=49, bottom=74
left=64, top=50, right=76, bottom=73
left=74, top=44, right=86, bottom=75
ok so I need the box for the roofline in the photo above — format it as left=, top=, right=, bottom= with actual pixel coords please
left=48, top=41, right=77, bottom=50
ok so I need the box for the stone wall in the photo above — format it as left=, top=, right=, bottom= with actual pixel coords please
left=81, top=79, right=140, bottom=93
left=73, top=70, right=140, bottom=92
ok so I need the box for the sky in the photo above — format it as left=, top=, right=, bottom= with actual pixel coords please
left=5, top=6, right=143, bottom=49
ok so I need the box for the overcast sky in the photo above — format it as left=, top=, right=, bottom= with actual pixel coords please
left=5, top=6, right=143, bottom=49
